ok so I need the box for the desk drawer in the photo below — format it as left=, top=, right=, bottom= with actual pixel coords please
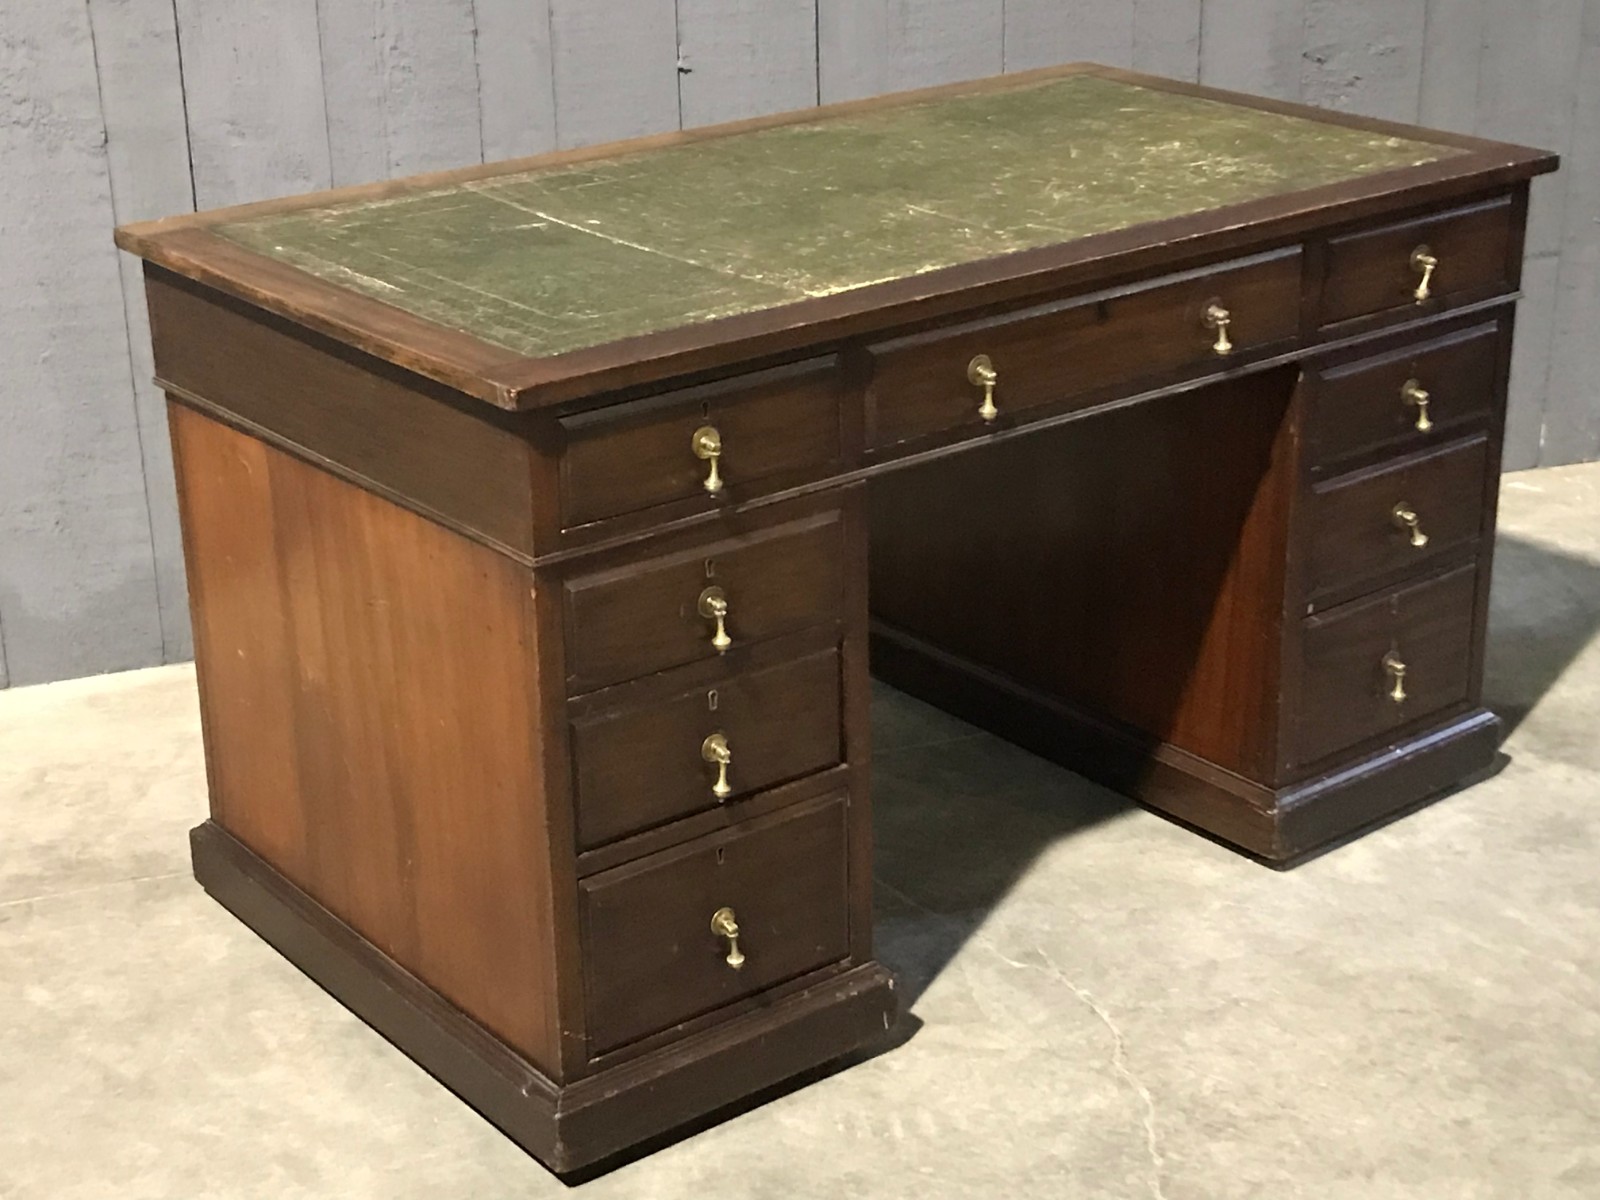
left=580, top=794, right=850, bottom=1056
left=571, top=647, right=843, bottom=848
left=559, top=358, right=843, bottom=528
left=1290, top=563, right=1478, bottom=768
left=563, top=509, right=844, bottom=693
left=865, top=249, right=1303, bottom=449
left=1308, top=322, right=1502, bottom=470
left=1320, top=197, right=1515, bottom=328
left=1306, top=436, right=1490, bottom=602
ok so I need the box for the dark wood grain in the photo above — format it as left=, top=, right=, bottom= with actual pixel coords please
left=865, top=249, right=1303, bottom=449
left=1320, top=196, right=1515, bottom=328
left=571, top=646, right=842, bottom=847
left=869, top=368, right=1299, bottom=780
left=579, top=793, right=851, bottom=1056
left=559, top=357, right=843, bottom=529
left=149, top=266, right=538, bottom=560
left=1305, top=435, right=1490, bottom=604
left=170, top=405, right=562, bottom=1075
left=1307, top=316, right=1505, bottom=471
left=1290, top=562, right=1479, bottom=769
left=562, top=506, right=844, bottom=694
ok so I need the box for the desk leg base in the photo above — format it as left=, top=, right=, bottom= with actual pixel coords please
left=189, top=821, right=898, bottom=1176
left=871, top=623, right=1501, bottom=864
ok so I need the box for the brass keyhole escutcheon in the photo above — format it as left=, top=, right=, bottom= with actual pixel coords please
left=1411, top=246, right=1439, bottom=304
left=697, top=585, right=732, bottom=652
left=1401, top=379, right=1434, bottom=432
left=1382, top=651, right=1408, bottom=704
left=1391, top=502, right=1429, bottom=549
left=967, top=354, right=999, bottom=422
left=1202, top=302, right=1234, bottom=357
left=692, top=425, right=724, bottom=495
left=701, top=732, right=733, bottom=800
left=710, top=906, right=746, bottom=970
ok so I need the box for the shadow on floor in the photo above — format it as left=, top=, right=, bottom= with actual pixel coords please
left=1483, top=532, right=1600, bottom=737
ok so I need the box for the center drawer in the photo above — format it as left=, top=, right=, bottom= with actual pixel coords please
left=865, top=248, right=1303, bottom=449
left=563, top=508, right=845, bottom=694
left=580, top=793, right=851, bottom=1057
left=570, top=646, right=843, bottom=848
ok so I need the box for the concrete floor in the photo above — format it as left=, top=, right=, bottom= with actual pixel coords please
left=3, top=464, right=1598, bottom=1199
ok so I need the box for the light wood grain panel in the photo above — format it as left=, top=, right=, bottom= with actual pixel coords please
left=88, top=0, right=198, bottom=664
left=1301, top=0, right=1427, bottom=122
left=549, top=0, right=680, bottom=147
left=1197, top=0, right=1307, bottom=99
left=818, top=0, right=1003, bottom=102
left=1419, top=0, right=1485, bottom=132
left=472, top=0, right=558, bottom=159
left=316, top=0, right=484, bottom=186
left=1132, top=0, right=1202, bottom=79
left=171, top=0, right=333, bottom=207
left=678, top=0, right=818, bottom=127
left=0, top=0, right=162, bottom=685
left=1004, top=0, right=1131, bottom=72
left=171, top=406, right=563, bottom=1075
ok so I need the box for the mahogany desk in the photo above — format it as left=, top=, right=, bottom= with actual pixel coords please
left=115, top=64, right=1557, bottom=1173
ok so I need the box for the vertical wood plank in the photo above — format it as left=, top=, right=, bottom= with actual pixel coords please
left=1004, top=0, right=1132, bottom=72
left=1198, top=0, right=1307, bottom=100
left=88, top=0, right=198, bottom=664
left=677, top=0, right=818, bottom=127
left=316, top=0, right=484, bottom=187
left=1537, top=1, right=1600, bottom=465
left=817, top=0, right=1003, bottom=103
left=548, top=0, right=679, bottom=148
left=171, top=0, right=333, bottom=207
left=1418, top=0, right=1484, bottom=132
left=1301, top=0, right=1426, bottom=122
left=1502, top=254, right=1562, bottom=470
left=472, top=0, right=558, bottom=159
left=1133, top=0, right=1203, bottom=80
left=0, top=0, right=162, bottom=684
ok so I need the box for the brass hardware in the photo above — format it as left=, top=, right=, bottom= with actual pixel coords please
left=697, top=585, right=732, bottom=652
left=1401, top=379, right=1434, bottom=432
left=701, top=732, right=733, bottom=800
left=967, top=354, right=999, bottom=422
left=692, top=425, right=724, bottom=495
left=1203, top=302, right=1234, bottom=356
left=1391, top=502, right=1430, bottom=548
left=1382, top=652, right=1408, bottom=704
left=1411, top=246, right=1438, bottom=303
left=710, top=906, right=746, bottom=970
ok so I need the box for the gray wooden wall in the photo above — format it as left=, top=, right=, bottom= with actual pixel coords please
left=2, top=0, right=1597, bottom=688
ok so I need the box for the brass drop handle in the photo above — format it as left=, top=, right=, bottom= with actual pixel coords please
left=1401, top=379, right=1434, bottom=432
left=1391, top=502, right=1430, bottom=548
left=701, top=732, right=733, bottom=800
left=1203, top=302, right=1234, bottom=356
left=692, top=425, right=724, bottom=495
left=1411, top=246, right=1438, bottom=304
left=968, top=354, right=999, bottom=422
left=697, top=585, right=732, bottom=652
left=1382, top=651, right=1408, bottom=704
left=710, top=906, right=746, bottom=970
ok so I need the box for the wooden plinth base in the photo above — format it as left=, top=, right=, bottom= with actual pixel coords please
left=190, top=822, right=897, bottom=1175
left=870, top=623, right=1501, bottom=864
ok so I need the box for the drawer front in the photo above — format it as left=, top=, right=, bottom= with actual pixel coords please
left=571, top=647, right=843, bottom=848
left=580, top=794, right=851, bottom=1056
left=1308, top=321, right=1502, bottom=469
left=564, top=509, right=844, bottom=693
left=1306, top=437, right=1490, bottom=602
left=865, top=249, right=1303, bottom=449
left=1291, top=563, right=1479, bottom=768
left=1320, top=197, right=1515, bottom=328
left=560, top=358, right=843, bottom=528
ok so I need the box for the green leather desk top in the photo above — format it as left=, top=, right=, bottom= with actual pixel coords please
left=215, top=73, right=1458, bottom=360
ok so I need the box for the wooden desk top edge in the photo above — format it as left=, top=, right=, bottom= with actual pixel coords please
left=116, top=62, right=1558, bottom=413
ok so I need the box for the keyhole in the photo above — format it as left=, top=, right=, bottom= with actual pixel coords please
left=715, top=847, right=726, bottom=865
left=705, top=558, right=717, bottom=579
left=707, top=688, right=719, bottom=712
